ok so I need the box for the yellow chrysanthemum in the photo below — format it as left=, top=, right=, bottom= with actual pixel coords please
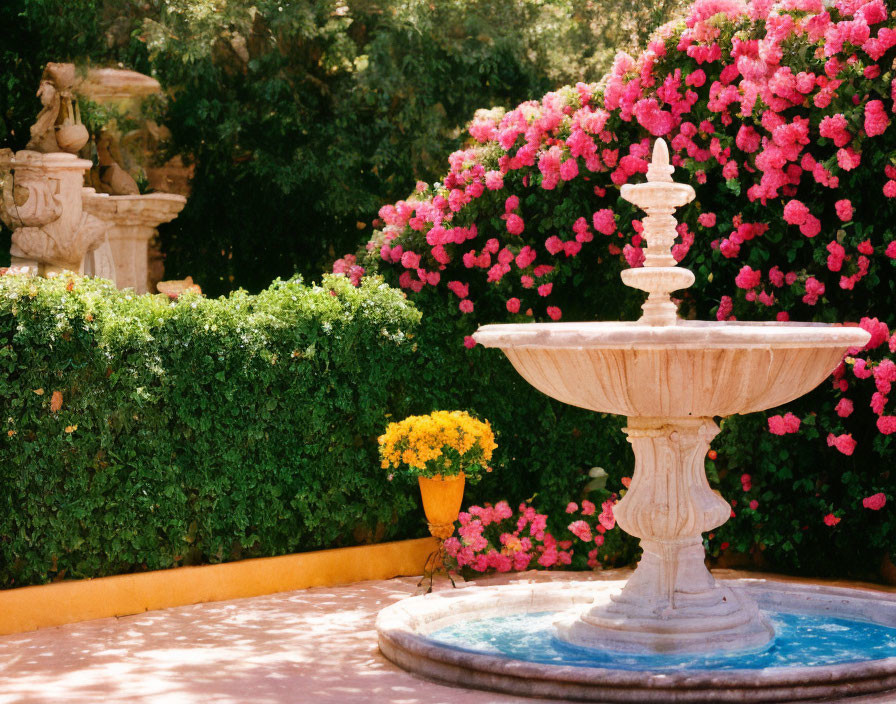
left=378, top=410, right=496, bottom=479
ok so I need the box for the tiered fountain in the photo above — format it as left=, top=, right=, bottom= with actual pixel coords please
left=377, top=140, right=896, bottom=702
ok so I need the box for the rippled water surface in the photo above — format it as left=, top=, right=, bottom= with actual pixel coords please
left=430, top=611, right=896, bottom=670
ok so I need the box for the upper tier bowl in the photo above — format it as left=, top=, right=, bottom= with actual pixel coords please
left=473, top=320, right=870, bottom=418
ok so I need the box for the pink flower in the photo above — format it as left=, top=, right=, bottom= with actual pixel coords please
left=598, top=500, right=616, bottom=530
left=865, top=99, right=890, bottom=137
left=827, top=433, right=857, bottom=455
left=782, top=200, right=810, bottom=226
left=506, top=214, right=525, bottom=235
left=716, top=295, right=733, bottom=321
left=565, top=502, right=578, bottom=514
left=698, top=212, right=717, bottom=227
left=835, top=199, right=854, bottom=221
left=559, top=158, right=579, bottom=181
left=568, top=520, right=592, bottom=542
left=544, top=236, right=564, bottom=255
left=803, top=277, right=825, bottom=305
left=767, top=412, right=801, bottom=435
left=546, top=306, right=562, bottom=321
left=878, top=416, right=896, bottom=434
left=485, top=170, right=503, bottom=190
left=860, top=317, right=890, bottom=350
left=400, top=251, right=421, bottom=269
left=819, top=113, right=851, bottom=147
left=837, top=146, right=861, bottom=171
left=863, top=493, right=887, bottom=510
left=592, top=209, right=616, bottom=235
left=506, top=297, right=521, bottom=314
left=623, top=244, right=645, bottom=268
left=824, top=513, right=841, bottom=527
left=735, top=125, right=760, bottom=153
left=447, top=280, right=469, bottom=299
left=537, top=283, right=553, bottom=297
left=749, top=500, right=759, bottom=510
left=581, top=500, right=596, bottom=516
left=459, top=299, right=474, bottom=314
left=735, top=265, right=761, bottom=289
left=835, top=398, right=854, bottom=417
left=463, top=336, right=476, bottom=349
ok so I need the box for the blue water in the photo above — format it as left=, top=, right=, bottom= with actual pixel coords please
left=430, top=611, right=896, bottom=671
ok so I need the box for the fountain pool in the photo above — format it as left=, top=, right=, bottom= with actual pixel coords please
left=376, top=140, right=891, bottom=701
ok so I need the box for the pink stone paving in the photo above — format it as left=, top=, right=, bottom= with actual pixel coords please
left=0, top=569, right=894, bottom=703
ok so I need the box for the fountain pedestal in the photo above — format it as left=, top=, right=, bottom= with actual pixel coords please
left=556, top=417, right=773, bottom=653
left=0, top=150, right=105, bottom=275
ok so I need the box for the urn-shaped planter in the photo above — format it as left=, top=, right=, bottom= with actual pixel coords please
left=0, top=149, right=103, bottom=275
left=418, top=473, right=465, bottom=540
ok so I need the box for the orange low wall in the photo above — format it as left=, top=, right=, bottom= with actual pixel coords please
left=0, top=536, right=438, bottom=636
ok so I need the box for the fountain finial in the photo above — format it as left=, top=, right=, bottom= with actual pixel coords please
left=619, top=139, right=696, bottom=325
left=646, top=138, right=674, bottom=183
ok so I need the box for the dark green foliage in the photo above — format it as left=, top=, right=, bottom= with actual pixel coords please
left=0, top=273, right=421, bottom=587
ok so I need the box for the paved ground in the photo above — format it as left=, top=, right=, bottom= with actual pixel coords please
left=2, top=569, right=896, bottom=704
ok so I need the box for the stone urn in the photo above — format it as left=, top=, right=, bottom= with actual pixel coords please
left=418, top=473, right=466, bottom=540
left=0, top=150, right=105, bottom=275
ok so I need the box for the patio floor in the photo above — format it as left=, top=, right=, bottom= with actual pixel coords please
left=2, top=568, right=895, bottom=703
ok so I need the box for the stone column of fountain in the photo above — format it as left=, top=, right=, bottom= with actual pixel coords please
left=552, top=140, right=773, bottom=652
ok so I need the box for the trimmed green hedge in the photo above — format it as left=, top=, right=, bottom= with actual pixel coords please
left=0, top=273, right=421, bottom=588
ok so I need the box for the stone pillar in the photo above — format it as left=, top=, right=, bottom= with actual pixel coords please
left=555, top=417, right=773, bottom=653
left=82, top=193, right=185, bottom=293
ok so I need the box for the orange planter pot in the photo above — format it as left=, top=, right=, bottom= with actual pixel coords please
left=417, top=473, right=466, bottom=540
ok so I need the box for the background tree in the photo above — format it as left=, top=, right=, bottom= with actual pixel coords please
left=1, top=0, right=688, bottom=293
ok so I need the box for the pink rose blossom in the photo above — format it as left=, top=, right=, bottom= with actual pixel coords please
left=506, top=214, right=525, bottom=235
left=835, top=398, right=854, bottom=417
left=835, top=199, right=854, bottom=221
left=863, top=493, right=886, bottom=510
left=827, top=433, right=857, bottom=455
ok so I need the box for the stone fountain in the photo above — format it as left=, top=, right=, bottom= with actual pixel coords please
left=0, top=63, right=186, bottom=292
left=376, top=140, right=896, bottom=702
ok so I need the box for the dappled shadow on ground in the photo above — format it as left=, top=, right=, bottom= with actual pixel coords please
left=0, top=570, right=629, bottom=704
left=6, top=568, right=894, bottom=703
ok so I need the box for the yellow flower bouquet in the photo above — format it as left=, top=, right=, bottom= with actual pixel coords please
left=379, top=410, right=496, bottom=483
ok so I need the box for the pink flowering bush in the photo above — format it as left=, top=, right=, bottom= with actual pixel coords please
left=445, top=488, right=637, bottom=575
left=339, top=0, right=896, bottom=577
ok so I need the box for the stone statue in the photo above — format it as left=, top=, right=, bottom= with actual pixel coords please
left=26, top=63, right=89, bottom=155
left=92, top=131, right=139, bottom=195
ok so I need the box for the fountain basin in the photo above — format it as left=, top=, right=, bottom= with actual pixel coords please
left=378, top=578, right=896, bottom=702
left=472, top=319, right=869, bottom=654
left=473, top=320, right=868, bottom=417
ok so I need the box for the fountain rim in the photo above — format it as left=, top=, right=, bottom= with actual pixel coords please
left=377, top=578, right=896, bottom=699
left=473, top=319, right=871, bottom=350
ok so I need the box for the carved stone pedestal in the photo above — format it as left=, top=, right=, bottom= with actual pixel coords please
left=0, top=150, right=105, bottom=275
left=555, top=417, right=773, bottom=653
left=82, top=193, right=185, bottom=292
